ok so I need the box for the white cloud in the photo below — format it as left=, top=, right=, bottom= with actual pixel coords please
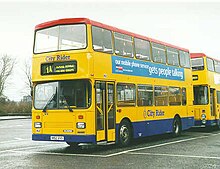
left=1, top=0, right=220, bottom=100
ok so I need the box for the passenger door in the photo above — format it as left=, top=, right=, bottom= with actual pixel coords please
left=210, top=88, right=217, bottom=119
left=95, top=81, right=115, bottom=143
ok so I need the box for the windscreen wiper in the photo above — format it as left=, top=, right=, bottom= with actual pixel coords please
left=42, top=93, right=56, bottom=112
left=60, top=95, right=73, bottom=112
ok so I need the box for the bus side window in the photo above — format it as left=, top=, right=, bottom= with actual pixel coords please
left=154, top=86, right=168, bottom=106
left=182, top=87, right=187, bottom=105
left=207, top=57, right=214, bottom=71
left=214, top=60, right=220, bottom=73
left=114, top=32, right=133, bottom=57
left=167, top=47, right=179, bottom=66
left=134, top=38, right=151, bottom=61
left=117, top=83, right=136, bottom=106
left=152, top=43, right=166, bottom=64
left=137, top=85, right=153, bottom=106
left=92, top=26, right=113, bottom=53
left=169, top=87, right=181, bottom=105
left=217, top=91, right=220, bottom=104
left=179, top=51, right=190, bottom=68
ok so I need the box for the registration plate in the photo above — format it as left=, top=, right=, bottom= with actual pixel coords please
left=50, top=136, right=64, bottom=141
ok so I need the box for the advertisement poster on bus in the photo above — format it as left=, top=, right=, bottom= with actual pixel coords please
left=112, top=56, right=185, bottom=81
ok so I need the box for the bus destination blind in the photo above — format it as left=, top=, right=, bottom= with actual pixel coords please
left=41, top=61, right=77, bottom=75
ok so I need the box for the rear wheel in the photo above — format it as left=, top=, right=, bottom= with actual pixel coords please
left=172, top=117, right=181, bottom=137
left=119, top=120, right=132, bottom=146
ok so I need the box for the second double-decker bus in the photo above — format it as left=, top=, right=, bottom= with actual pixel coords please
left=191, top=53, right=220, bottom=128
left=32, top=18, right=194, bottom=147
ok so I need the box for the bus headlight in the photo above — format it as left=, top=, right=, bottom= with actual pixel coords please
left=76, top=122, right=86, bottom=129
left=34, top=122, right=42, bottom=128
left=202, top=120, right=206, bottom=124
left=201, top=114, right=206, bottom=119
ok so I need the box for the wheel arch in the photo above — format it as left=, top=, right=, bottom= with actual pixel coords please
left=116, top=117, right=133, bottom=145
left=174, top=114, right=182, bottom=127
left=172, top=114, right=182, bottom=137
left=120, top=117, right=133, bottom=132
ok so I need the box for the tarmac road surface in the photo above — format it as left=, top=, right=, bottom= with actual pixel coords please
left=1, top=118, right=220, bottom=169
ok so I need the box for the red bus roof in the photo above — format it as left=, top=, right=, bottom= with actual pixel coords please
left=190, top=53, right=206, bottom=58
left=190, top=53, right=220, bottom=62
left=35, top=18, right=189, bottom=52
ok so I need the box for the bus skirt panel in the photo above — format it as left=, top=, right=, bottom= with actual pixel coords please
left=115, top=116, right=194, bottom=143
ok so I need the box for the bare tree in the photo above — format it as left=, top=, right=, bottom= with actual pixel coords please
left=22, top=58, right=33, bottom=97
left=0, top=54, right=15, bottom=98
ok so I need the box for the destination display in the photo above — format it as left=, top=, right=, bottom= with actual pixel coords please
left=41, top=61, right=77, bottom=75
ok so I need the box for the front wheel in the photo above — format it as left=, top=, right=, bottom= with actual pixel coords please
left=172, top=117, right=181, bottom=137
left=66, top=142, right=79, bottom=148
left=119, top=120, right=132, bottom=146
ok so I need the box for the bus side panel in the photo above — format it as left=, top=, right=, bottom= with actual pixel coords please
left=182, top=106, right=195, bottom=130
left=132, top=119, right=173, bottom=138
left=115, top=117, right=193, bottom=142
left=181, top=116, right=194, bottom=130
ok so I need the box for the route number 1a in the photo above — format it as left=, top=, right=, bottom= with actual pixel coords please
left=46, top=65, right=53, bottom=74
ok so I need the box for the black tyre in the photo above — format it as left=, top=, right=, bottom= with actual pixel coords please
left=119, top=120, right=132, bottom=146
left=172, top=117, right=181, bottom=137
left=216, top=120, right=220, bottom=130
left=66, top=142, right=79, bottom=148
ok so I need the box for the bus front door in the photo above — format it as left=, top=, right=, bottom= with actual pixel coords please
left=210, top=88, right=217, bottom=123
left=96, top=81, right=116, bottom=143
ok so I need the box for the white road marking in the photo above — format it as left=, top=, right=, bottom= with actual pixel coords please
left=14, top=138, right=25, bottom=140
left=16, top=125, right=23, bottom=127
left=9, top=150, right=107, bottom=158
left=128, top=152, right=220, bottom=160
left=0, top=139, right=29, bottom=144
left=105, top=132, right=220, bottom=157
left=1, top=132, right=220, bottom=158
left=0, top=124, right=24, bottom=129
left=0, top=143, right=64, bottom=154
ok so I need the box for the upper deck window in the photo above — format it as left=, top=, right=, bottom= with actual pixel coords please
left=207, top=57, right=214, bottom=72
left=214, top=60, right=220, bottom=73
left=114, top=32, right=133, bottom=57
left=191, top=58, right=204, bottom=71
left=152, top=43, right=166, bottom=64
left=134, top=38, right=151, bottom=61
left=92, top=26, right=113, bottom=53
left=34, top=24, right=86, bottom=53
left=179, top=51, right=190, bottom=68
left=167, top=47, right=179, bottom=66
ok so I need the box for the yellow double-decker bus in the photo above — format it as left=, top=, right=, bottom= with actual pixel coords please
left=191, top=53, right=220, bottom=128
left=32, top=18, right=194, bottom=147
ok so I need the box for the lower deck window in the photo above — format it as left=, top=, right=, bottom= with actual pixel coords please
left=154, top=86, right=168, bottom=106
left=169, top=87, right=181, bottom=105
left=137, top=85, right=153, bottom=106
left=117, top=83, right=136, bottom=106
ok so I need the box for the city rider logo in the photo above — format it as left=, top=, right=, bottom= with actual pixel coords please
left=143, top=109, right=165, bottom=118
left=45, top=55, right=70, bottom=62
